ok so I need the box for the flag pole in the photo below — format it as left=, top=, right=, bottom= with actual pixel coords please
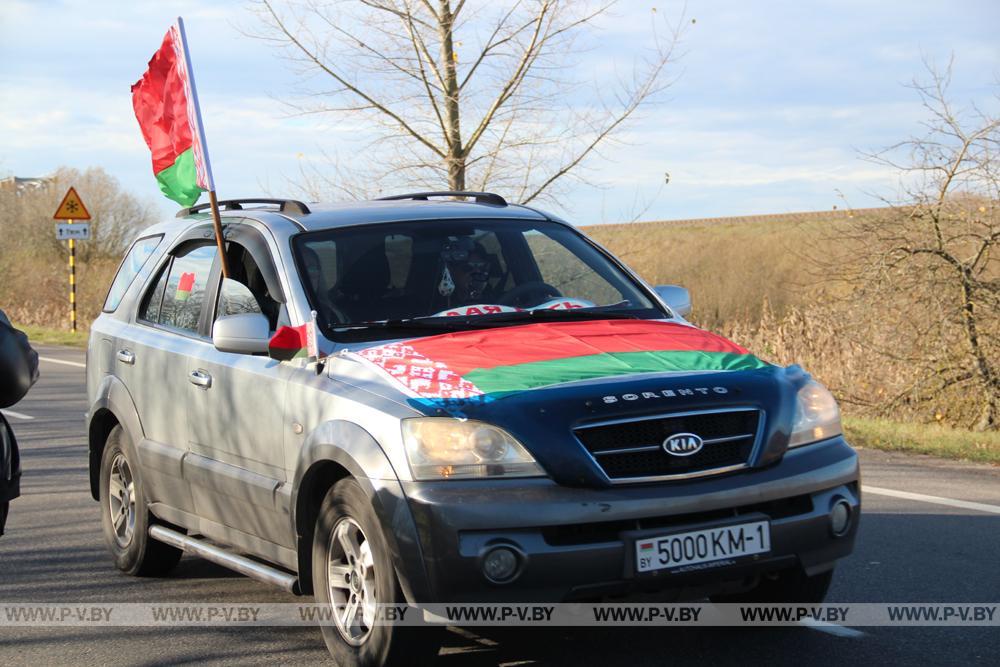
left=206, top=190, right=228, bottom=277
left=176, top=16, right=230, bottom=278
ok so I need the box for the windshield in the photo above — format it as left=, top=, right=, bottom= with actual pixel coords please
left=293, top=219, right=662, bottom=336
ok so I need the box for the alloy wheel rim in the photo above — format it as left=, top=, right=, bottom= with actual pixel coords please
left=108, top=452, right=136, bottom=548
left=326, top=517, right=377, bottom=646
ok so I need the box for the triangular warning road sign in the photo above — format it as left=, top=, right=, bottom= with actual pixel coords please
left=53, top=187, right=91, bottom=220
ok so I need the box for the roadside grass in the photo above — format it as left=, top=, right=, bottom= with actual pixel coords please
left=15, top=323, right=88, bottom=348
left=844, top=416, right=1000, bottom=465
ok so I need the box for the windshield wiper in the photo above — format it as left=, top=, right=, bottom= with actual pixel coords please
left=467, top=303, right=639, bottom=325
left=333, top=302, right=637, bottom=334
left=333, top=317, right=469, bottom=332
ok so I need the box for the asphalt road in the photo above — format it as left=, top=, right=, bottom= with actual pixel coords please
left=1, top=346, right=999, bottom=666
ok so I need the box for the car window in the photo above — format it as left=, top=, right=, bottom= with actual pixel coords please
left=385, top=234, right=412, bottom=289
left=139, top=261, right=170, bottom=323
left=139, top=244, right=217, bottom=333
left=215, top=243, right=282, bottom=332
left=104, top=235, right=163, bottom=312
left=293, top=219, right=658, bottom=332
left=217, top=279, right=263, bottom=318
left=525, top=230, right=622, bottom=306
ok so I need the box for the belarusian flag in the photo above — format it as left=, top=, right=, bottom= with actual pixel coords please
left=350, top=319, right=770, bottom=400
left=131, top=18, right=213, bottom=206
left=174, top=272, right=195, bottom=302
left=268, top=318, right=319, bottom=362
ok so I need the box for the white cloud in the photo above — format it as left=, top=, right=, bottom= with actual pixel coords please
left=1, top=0, right=998, bottom=225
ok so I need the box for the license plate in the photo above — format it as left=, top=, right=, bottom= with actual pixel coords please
left=635, top=520, right=770, bottom=574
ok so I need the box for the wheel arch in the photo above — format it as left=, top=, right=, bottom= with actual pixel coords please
left=87, top=375, right=144, bottom=501
left=290, top=420, right=429, bottom=601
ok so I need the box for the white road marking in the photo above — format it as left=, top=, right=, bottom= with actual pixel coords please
left=863, top=485, right=1000, bottom=515
left=1, top=409, right=34, bottom=421
left=798, top=618, right=865, bottom=638
left=448, top=626, right=500, bottom=647
left=38, top=355, right=86, bottom=369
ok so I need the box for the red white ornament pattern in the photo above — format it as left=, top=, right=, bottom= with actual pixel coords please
left=355, top=342, right=483, bottom=399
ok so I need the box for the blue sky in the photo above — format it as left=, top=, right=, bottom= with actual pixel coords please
left=1, top=0, right=998, bottom=225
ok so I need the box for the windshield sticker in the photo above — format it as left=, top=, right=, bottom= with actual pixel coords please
left=433, top=304, right=521, bottom=317
left=346, top=319, right=769, bottom=401
left=534, top=298, right=594, bottom=310
left=431, top=299, right=595, bottom=318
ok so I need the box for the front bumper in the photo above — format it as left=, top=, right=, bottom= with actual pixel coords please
left=398, top=436, right=859, bottom=603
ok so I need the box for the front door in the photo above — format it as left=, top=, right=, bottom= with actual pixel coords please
left=184, top=237, right=292, bottom=548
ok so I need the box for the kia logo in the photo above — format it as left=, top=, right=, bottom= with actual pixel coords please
left=662, top=433, right=704, bottom=457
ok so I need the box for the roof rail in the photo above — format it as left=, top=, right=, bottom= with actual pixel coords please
left=377, top=191, right=507, bottom=207
left=177, top=198, right=311, bottom=218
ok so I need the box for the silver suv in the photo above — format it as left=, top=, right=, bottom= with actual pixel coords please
left=86, top=193, right=859, bottom=666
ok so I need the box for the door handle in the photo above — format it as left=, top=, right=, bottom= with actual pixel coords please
left=116, top=349, right=135, bottom=365
left=189, top=370, right=212, bottom=388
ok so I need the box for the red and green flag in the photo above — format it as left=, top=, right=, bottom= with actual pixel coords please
left=174, top=272, right=196, bottom=302
left=268, top=318, right=319, bottom=362
left=131, top=18, right=214, bottom=206
left=350, top=319, right=769, bottom=400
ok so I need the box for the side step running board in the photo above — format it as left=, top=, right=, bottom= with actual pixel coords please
left=149, top=525, right=298, bottom=593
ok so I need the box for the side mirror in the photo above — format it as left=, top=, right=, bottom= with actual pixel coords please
left=654, top=285, right=692, bottom=318
left=212, top=313, right=270, bottom=354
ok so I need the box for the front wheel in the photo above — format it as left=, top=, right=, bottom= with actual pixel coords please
left=99, top=426, right=182, bottom=576
left=312, top=478, right=441, bottom=667
left=710, top=567, right=834, bottom=604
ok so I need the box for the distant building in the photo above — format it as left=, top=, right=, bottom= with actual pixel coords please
left=0, top=176, right=53, bottom=194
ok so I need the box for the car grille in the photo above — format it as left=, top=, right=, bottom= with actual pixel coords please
left=574, top=408, right=762, bottom=482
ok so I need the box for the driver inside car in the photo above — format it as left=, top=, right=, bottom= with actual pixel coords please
left=436, top=238, right=499, bottom=308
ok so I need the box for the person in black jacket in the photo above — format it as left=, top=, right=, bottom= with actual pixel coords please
left=0, top=309, right=38, bottom=535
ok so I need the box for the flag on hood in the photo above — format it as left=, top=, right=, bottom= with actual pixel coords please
left=349, top=319, right=770, bottom=401
left=131, top=19, right=212, bottom=206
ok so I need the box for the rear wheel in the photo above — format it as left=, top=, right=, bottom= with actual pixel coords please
left=99, top=425, right=182, bottom=576
left=312, top=478, right=441, bottom=667
left=711, top=567, right=834, bottom=604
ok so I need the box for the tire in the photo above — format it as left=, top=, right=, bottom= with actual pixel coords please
left=312, top=478, right=441, bottom=667
left=711, top=567, right=834, bottom=604
left=99, top=425, right=183, bottom=576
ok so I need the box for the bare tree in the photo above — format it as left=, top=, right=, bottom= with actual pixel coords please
left=0, top=166, right=157, bottom=329
left=248, top=0, right=683, bottom=204
left=833, top=62, right=1000, bottom=430
left=0, top=167, right=154, bottom=262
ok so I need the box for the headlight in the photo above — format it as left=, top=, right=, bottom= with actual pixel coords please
left=788, top=380, right=842, bottom=448
left=401, top=418, right=545, bottom=480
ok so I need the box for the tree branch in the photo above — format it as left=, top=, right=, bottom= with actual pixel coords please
left=260, top=0, right=445, bottom=158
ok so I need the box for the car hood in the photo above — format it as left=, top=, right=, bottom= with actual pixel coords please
left=329, top=318, right=811, bottom=486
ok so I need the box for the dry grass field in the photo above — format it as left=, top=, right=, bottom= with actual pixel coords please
left=583, top=208, right=867, bottom=330
left=584, top=209, right=876, bottom=401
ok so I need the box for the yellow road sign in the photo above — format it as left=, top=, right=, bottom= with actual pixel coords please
left=53, top=187, right=91, bottom=220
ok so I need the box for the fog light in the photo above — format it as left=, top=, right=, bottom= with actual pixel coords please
left=482, top=547, right=519, bottom=583
left=830, top=499, right=852, bottom=536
